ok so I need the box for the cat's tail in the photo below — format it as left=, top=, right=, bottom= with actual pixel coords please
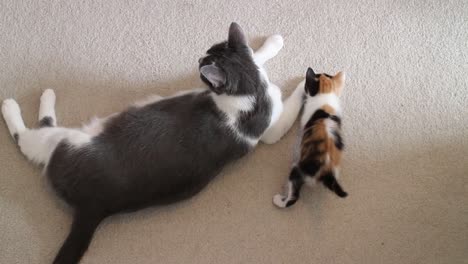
left=321, top=171, right=348, bottom=198
left=53, top=209, right=106, bottom=264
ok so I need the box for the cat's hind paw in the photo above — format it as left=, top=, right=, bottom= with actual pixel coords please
left=2, top=98, right=26, bottom=139
left=2, top=99, right=21, bottom=119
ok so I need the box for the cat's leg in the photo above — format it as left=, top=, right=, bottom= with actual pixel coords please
left=2, top=95, right=91, bottom=166
left=273, top=166, right=305, bottom=208
left=253, top=35, right=284, bottom=66
left=261, top=80, right=305, bottom=144
left=38, top=89, right=57, bottom=127
left=17, top=127, right=91, bottom=165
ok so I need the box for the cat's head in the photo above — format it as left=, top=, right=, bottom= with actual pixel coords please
left=304, top=67, right=346, bottom=97
left=198, top=23, right=259, bottom=95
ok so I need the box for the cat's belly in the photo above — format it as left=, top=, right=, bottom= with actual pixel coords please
left=46, top=126, right=250, bottom=212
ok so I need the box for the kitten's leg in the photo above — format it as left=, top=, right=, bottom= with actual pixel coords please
left=253, top=35, right=284, bottom=66
left=2, top=99, right=26, bottom=142
left=38, top=89, right=57, bottom=127
left=320, top=170, right=348, bottom=198
left=261, top=80, right=304, bottom=144
left=273, top=166, right=305, bottom=208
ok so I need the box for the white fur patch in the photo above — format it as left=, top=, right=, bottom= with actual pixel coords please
left=301, top=93, right=341, bottom=127
left=81, top=113, right=117, bottom=136
left=266, top=83, right=283, bottom=128
left=211, top=93, right=257, bottom=145
left=18, top=128, right=91, bottom=165
left=304, top=176, right=318, bottom=186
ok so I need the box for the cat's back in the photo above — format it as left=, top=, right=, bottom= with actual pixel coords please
left=298, top=99, right=344, bottom=169
left=105, top=91, right=250, bottom=167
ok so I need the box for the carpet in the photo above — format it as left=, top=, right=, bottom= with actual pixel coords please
left=1, top=0, right=467, bottom=263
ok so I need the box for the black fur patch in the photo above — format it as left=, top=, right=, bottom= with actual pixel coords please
left=305, top=77, right=320, bottom=96
left=39, top=116, right=54, bottom=127
left=299, top=159, right=322, bottom=176
left=285, top=199, right=298, bottom=207
left=304, top=109, right=330, bottom=129
left=13, top=133, right=19, bottom=143
left=332, top=130, right=344, bottom=150
left=330, top=115, right=342, bottom=127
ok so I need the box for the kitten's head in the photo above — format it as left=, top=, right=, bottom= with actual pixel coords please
left=198, top=23, right=259, bottom=95
left=304, top=67, right=346, bottom=97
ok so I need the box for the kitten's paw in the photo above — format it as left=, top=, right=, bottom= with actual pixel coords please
left=41, top=89, right=56, bottom=103
left=2, top=99, right=21, bottom=119
left=273, top=194, right=287, bottom=208
left=265, top=34, right=284, bottom=52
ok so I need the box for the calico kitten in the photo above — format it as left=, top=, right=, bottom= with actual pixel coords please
left=273, top=67, right=347, bottom=208
left=1, top=23, right=303, bottom=264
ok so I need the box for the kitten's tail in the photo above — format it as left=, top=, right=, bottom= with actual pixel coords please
left=321, top=171, right=348, bottom=198
left=53, top=209, right=106, bottom=264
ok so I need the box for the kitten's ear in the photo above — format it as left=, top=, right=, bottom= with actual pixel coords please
left=228, top=22, right=248, bottom=48
left=306, top=67, right=316, bottom=81
left=333, top=71, right=346, bottom=90
left=200, top=64, right=226, bottom=89
left=305, top=67, right=319, bottom=96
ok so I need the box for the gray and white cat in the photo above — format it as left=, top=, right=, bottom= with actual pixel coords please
left=1, top=23, right=303, bottom=264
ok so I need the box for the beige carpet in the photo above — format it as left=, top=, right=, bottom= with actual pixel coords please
left=1, top=1, right=467, bottom=263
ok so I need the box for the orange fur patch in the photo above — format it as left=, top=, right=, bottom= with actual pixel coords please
left=317, top=73, right=344, bottom=95
left=321, top=104, right=336, bottom=115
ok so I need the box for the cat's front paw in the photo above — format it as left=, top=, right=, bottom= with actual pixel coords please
left=265, top=35, right=284, bottom=52
left=273, top=194, right=287, bottom=208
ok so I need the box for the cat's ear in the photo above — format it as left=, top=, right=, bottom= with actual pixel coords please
left=305, top=67, right=319, bottom=96
left=200, top=64, right=226, bottom=90
left=228, top=22, right=248, bottom=48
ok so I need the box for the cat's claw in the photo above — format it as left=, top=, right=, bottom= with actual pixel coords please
left=273, top=194, right=287, bottom=208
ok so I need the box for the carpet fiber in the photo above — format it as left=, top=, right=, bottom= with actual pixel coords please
left=1, top=1, right=467, bottom=263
